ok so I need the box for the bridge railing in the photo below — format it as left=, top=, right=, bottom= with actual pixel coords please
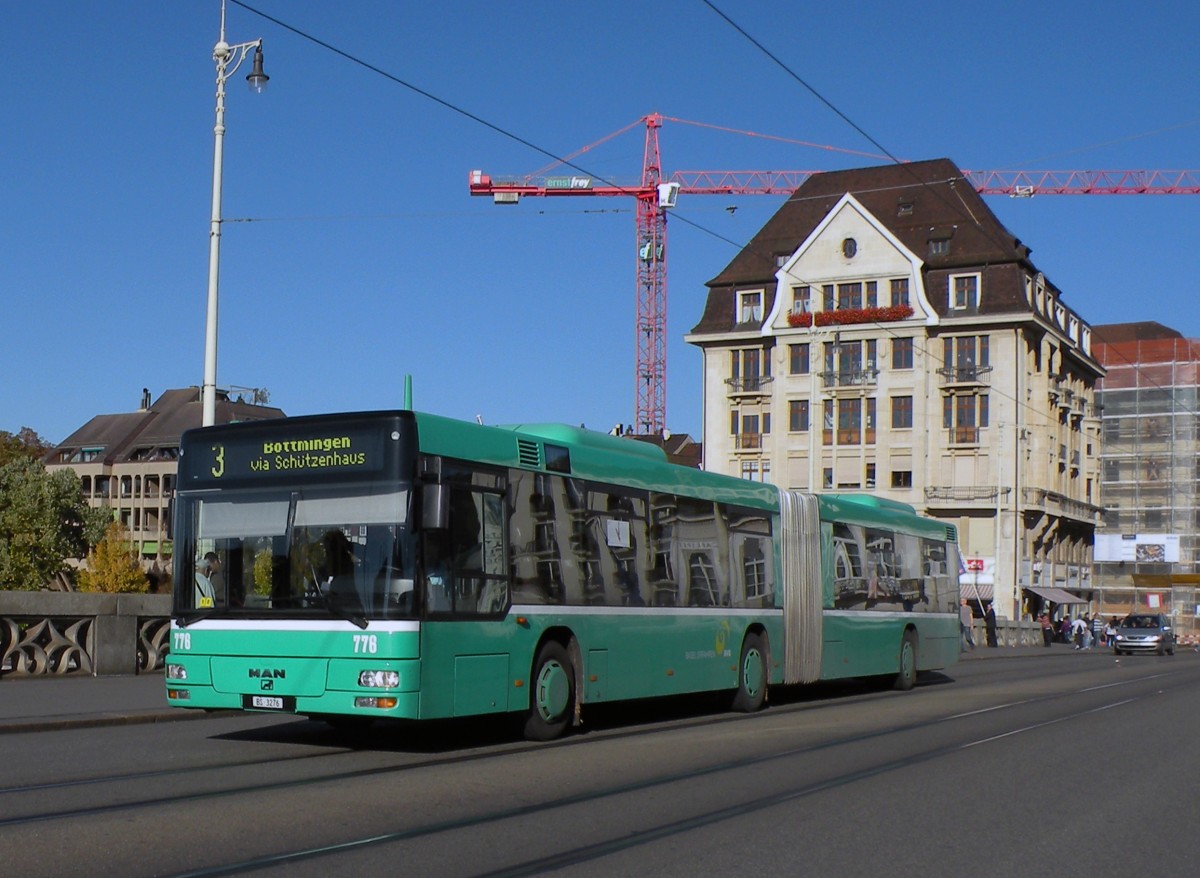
left=0, top=592, right=171, bottom=677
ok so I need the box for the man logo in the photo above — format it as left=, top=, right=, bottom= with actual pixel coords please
left=248, top=668, right=286, bottom=679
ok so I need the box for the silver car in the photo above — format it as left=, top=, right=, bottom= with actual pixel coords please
left=1111, top=614, right=1175, bottom=656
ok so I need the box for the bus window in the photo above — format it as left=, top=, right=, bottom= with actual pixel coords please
left=423, top=486, right=507, bottom=616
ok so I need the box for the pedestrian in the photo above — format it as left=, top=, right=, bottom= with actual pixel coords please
left=1071, top=615, right=1088, bottom=649
left=984, top=603, right=998, bottom=647
left=960, top=598, right=976, bottom=651
left=1060, top=616, right=1073, bottom=644
left=1092, top=613, right=1104, bottom=646
left=1105, top=616, right=1117, bottom=648
left=1039, top=612, right=1054, bottom=647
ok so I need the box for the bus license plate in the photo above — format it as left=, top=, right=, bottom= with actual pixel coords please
left=243, top=694, right=294, bottom=711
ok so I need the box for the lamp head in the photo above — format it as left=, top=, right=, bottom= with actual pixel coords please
left=246, top=44, right=269, bottom=93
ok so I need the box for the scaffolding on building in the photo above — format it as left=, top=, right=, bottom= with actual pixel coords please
left=1096, top=331, right=1200, bottom=640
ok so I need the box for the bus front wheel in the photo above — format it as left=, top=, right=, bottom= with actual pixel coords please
left=731, top=632, right=767, bottom=712
left=524, top=640, right=576, bottom=741
left=893, top=631, right=918, bottom=691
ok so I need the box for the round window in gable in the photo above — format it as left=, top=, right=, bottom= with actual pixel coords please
left=842, top=238, right=857, bottom=258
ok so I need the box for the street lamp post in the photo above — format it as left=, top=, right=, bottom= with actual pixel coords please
left=202, top=2, right=268, bottom=426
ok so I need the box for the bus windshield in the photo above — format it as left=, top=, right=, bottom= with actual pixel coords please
left=177, top=484, right=415, bottom=623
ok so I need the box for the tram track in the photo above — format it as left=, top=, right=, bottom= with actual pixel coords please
left=3, top=660, right=1192, bottom=878
left=159, top=662, right=1198, bottom=878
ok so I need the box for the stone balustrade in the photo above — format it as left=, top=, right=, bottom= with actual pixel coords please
left=0, top=592, right=171, bottom=677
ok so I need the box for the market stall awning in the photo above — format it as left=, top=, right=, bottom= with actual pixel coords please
left=1026, top=586, right=1087, bottom=604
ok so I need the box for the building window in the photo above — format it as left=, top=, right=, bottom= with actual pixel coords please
left=791, top=285, right=810, bottom=315
left=789, top=400, right=810, bottom=432
left=789, top=343, right=810, bottom=375
left=740, top=460, right=772, bottom=483
left=891, top=470, right=913, bottom=488
left=943, top=335, right=990, bottom=380
left=890, top=278, right=910, bottom=307
left=865, top=464, right=876, bottom=489
left=730, top=348, right=770, bottom=391
left=842, top=238, right=857, bottom=258
left=837, top=282, right=862, bottom=310
left=865, top=281, right=877, bottom=308
left=944, top=393, right=989, bottom=442
left=892, top=396, right=913, bottom=429
left=929, top=238, right=950, bottom=257
left=891, top=338, right=914, bottom=369
left=738, top=290, right=763, bottom=323
left=823, top=339, right=878, bottom=385
left=1103, top=459, right=1121, bottom=482
left=838, top=398, right=862, bottom=445
left=950, top=274, right=980, bottom=310
left=823, top=467, right=833, bottom=489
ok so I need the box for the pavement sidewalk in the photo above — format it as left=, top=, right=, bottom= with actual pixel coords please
left=0, top=642, right=1085, bottom=734
left=0, top=671, right=189, bottom=734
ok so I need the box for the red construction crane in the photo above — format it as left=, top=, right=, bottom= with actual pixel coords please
left=469, top=113, right=1200, bottom=434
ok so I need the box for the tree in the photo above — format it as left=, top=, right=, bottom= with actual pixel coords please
left=76, top=521, right=148, bottom=594
left=0, top=427, right=51, bottom=468
left=0, top=457, right=108, bottom=590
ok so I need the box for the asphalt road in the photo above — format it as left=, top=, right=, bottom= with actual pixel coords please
left=1, top=649, right=1196, bottom=877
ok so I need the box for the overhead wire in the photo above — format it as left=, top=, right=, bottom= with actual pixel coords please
left=698, top=0, right=1198, bottom=466
left=227, top=0, right=1187, bottom=467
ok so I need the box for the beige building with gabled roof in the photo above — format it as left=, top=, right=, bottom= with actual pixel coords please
left=43, top=387, right=284, bottom=570
left=686, top=159, right=1104, bottom=620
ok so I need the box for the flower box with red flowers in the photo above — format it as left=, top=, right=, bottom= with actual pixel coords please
left=786, top=305, right=913, bottom=328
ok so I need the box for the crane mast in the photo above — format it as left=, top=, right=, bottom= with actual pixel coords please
left=635, top=114, right=666, bottom=435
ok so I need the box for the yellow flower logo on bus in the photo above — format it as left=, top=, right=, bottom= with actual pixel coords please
left=715, top=619, right=731, bottom=657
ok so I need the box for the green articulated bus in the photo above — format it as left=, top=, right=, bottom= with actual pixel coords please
left=166, top=410, right=961, bottom=739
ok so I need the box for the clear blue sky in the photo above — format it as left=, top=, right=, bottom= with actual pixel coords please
left=5, top=0, right=1198, bottom=444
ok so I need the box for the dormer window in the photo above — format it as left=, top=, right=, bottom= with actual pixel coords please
left=950, top=273, right=980, bottom=310
left=738, top=290, right=763, bottom=324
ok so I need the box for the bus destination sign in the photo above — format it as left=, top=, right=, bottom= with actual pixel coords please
left=185, top=426, right=387, bottom=484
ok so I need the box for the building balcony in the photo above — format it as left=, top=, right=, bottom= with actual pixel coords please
left=937, top=365, right=992, bottom=386
left=821, top=428, right=876, bottom=446
left=948, top=426, right=980, bottom=446
left=925, top=485, right=1007, bottom=503
left=819, top=368, right=878, bottom=390
left=725, top=376, right=773, bottom=397
left=733, top=432, right=764, bottom=451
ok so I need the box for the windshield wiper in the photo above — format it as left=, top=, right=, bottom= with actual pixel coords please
left=309, top=567, right=368, bottom=629
left=175, top=609, right=216, bottom=628
left=324, top=595, right=369, bottom=630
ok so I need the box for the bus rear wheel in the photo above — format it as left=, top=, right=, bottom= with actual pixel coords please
left=893, top=630, right=918, bottom=691
left=524, top=641, right=576, bottom=741
left=731, top=632, right=767, bottom=712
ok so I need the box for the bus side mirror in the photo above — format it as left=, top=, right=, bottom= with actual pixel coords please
left=422, top=483, right=450, bottom=530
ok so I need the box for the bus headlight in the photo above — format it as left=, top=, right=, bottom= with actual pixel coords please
left=166, top=663, right=188, bottom=681
left=358, top=670, right=400, bottom=688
